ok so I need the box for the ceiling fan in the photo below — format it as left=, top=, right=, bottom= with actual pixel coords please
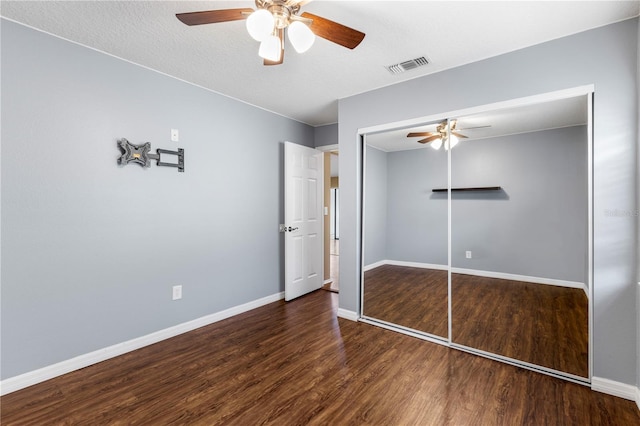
left=406, top=120, right=490, bottom=150
left=176, top=0, right=365, bottom=66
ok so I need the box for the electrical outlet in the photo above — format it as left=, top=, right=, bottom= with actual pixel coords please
left=171, top=129, right=179, bottom=142
left=465, top=251, right=472, bottom=259
left=172, top=285, right=182, bottom=300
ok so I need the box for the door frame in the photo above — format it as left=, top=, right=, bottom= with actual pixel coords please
left=317, top=145, right=339, bottom=286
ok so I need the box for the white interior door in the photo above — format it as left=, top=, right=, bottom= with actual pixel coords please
left=284, top=141, right=324, bottom=301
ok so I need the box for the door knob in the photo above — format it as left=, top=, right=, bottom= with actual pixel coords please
left=279, top=224, right=300, bottom=233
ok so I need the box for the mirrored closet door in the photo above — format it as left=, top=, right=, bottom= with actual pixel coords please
left=450, top=95, right=590, bottom=379
left=361, top=122, right=448, bottom=339
left=360, top=89, right=592, bottom=381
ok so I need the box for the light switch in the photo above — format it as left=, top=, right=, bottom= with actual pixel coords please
left=171, top=129, right=179, bottom=142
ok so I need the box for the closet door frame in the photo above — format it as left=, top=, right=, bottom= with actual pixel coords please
left=357, top=85, right=594, bottom=385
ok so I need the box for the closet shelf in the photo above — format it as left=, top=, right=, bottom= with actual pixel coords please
left=432, top=186, right=502, bottom=193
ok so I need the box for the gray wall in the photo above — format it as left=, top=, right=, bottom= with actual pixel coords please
left=450, top=126, right=587, bottom=283
left=363, top=146, right=387, bottom=266
left=386, top=147, right=448, bottom=265
left=314, top=123, right=338, bottom=148
left=339, top=19, right=638, bottom=385
left=636, top=16, right=640, bottom=395
left=1, top=20, right=314, bottom=379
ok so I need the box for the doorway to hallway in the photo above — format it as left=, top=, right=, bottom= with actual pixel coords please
left=323, top=153, right=339, bottom=293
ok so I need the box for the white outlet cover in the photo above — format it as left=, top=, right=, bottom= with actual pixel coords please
left=171, top=129, right=179, bottom=142
left=172, top=285, right=182, bottom=300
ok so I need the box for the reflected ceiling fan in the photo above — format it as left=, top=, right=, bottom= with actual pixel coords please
left=176, top=0, right=365, bottom=66
left=407, top=120, right=490, bottom=150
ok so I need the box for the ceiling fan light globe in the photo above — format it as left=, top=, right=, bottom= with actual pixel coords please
left=431, top=138, right=443, bottom=150
left=246, top=9, right=274, bottom=41
left=259, top=35, right=282, bottom=62
left=449, top=134, right=459, bottom=148
left=288, top=21, right=315, bottom=53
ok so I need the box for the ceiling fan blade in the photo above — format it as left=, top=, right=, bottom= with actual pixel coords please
left=407, top=132, right=436, bottom=138
left=176, top=8, right=253, bottom=26
left=451, top=132, right=469, bottom=139
left=300, top=12, right=365, bottom=49
left=418, top=135, right=442, bottom=144
left=264, top=28, right=285, bottom=66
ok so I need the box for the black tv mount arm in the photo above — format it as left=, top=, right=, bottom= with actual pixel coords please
left=117, top=138, right=184, bottom=172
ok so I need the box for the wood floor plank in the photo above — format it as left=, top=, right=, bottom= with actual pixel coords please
left=363, top=265, right=448, bottom=337
left=2, top=290, right=637, bottom=425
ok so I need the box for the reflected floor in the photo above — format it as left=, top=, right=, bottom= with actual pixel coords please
left=363, top=267, right=588, bottom=378
left=452, top=274, right=588, bottom=378
left=363, top=265, right=448, bottom=338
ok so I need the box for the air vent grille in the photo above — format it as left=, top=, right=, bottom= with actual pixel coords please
left=386, top=56, right=429, bottom=75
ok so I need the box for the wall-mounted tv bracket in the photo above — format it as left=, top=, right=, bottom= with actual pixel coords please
left=117, top=138, right=184, bottom=172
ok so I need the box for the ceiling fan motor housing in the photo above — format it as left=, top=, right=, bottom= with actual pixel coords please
left=269, top=4, right=291, bottom=29
left=256, top=0, right=301, bottom=29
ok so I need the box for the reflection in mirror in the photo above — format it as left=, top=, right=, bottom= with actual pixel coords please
left=362, top=121, right=448, bottom=338
left=450, top=95, right=589, bottom=378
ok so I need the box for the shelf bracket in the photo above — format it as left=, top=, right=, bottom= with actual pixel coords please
left=432, top=186, right=502, bottom=192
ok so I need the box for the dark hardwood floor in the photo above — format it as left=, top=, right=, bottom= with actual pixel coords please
left=364, top=265, right=588, bottom=378
left=452, top=273, right=589, bottom=378
left=2, top=290, right=637, bottom=425
left=363, top=264, right=448, bottom=337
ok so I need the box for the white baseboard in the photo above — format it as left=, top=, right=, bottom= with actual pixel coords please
left=386, top=260, right=448, bottom=271
left=364, top=261, right=586, bottom=294
left=591, top=377, right=639, bottom=401
left=0, top=291, right=284, bottom=396
left=636, top=387, right=640, bottom=411
left=364, top=260, right=447, bottom=272
left=451, top=267, right=587, bottom=295
left=337, top=308, right=358, bottom=322
left=363, top=260, right=387, bottom=272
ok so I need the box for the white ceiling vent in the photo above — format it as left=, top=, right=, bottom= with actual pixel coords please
left=386, top=56, right=429, bottom=75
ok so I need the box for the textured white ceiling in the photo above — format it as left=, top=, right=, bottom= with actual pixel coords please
left=2, top=1, right=638, bottom=126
